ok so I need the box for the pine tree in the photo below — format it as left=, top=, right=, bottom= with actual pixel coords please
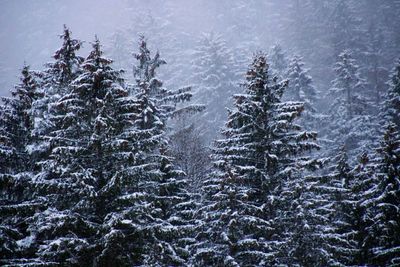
left=285, top=55, right=321, bottom=130
left=383, top=58, right=400, bottom=130
left=190, top=32, right=238, bottom=142
left=193, top=53, right=321, bottom=266
left=326, top=50, right=377, bottom=161
left=31, top=25, right=83, bottom=171
left=125, top=9, right=192, bottom=90
left=26, top=37, right=125, bottom=266
left=0, top=64, right=40, bottom=172
left=44, top=25, right=83, bottom=93
left=0, top=64, right=43, bottom=264
left=278, top=173, right=330, bottom=266
left=268, top=44, right=288, bottom=80
left=96, top=37, right=198, bottom=266
left=351, top=152, right=376, bottom=265
left=321, top=149, right=358, bottom=265
left=368, top=123, right=400, bottom=266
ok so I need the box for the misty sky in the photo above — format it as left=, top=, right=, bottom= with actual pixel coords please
left=1, top=0, right=399, bottom=99
left=0, top=0, right=289, bottom=95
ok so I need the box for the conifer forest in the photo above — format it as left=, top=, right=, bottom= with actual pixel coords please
left=1, top=1, right=400, bottom=266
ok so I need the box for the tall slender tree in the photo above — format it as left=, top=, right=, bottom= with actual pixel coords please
left=0, top=64, right=43, bottom=264
left=193, top=53, right=321, bottom=266
left=96, top=37, right=198, bottom=266
left=31, top=25, right=83, bottom=171
left=382, top=58, right=400, bottom=130
left=190, top=32, right=238, bottom=142
left=367, top=123, right=400, bottom=266
left=27, top=37, right=125, bottom=265
left=285, top=55, right=321, bottom=130
left=326, top=50, right=377, bottom=161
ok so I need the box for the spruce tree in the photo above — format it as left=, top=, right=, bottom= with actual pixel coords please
left=351, top=152, right=376, bottom=265
left=0, top=64, right=43, bottom=264
left=326, top=50, right=377, bottom=161
left=0, top=64, right=40, bottom=172
left=96, top=37, right=198, bottom=266
left=193, top=53, right=321, bottom=266
left=268, top=44, right=288, bottom=80
left=285, top=55, right=321, bottom=130
left=31, top=25, right=83, bottom=171
left=322, top=149, right=358, bottom=265
left=368, top=123, right=400, bottom=266
left=27, top=37, right=125, bottom=266
left=190, top=32, right=238, bottom=142
left=383, top=58, right=400, bottom=130
left=278, top=173, right=330, bottom=266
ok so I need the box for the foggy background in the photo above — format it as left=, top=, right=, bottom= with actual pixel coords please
left=1, top=0, right=399, bottom=136
left=1, top=1, right=398, bottom=93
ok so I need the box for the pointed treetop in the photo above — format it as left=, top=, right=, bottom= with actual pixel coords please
left=134, top=35, right=166, bottom=82
left=12, top=63, right=39, bottom=103
left=269, top=43, right=288, bottom=74
left=244, top=52, right=288, bottom=102
left=336, top=145, right=351, bottom=175
left=54, top=24, right=82, bottom=61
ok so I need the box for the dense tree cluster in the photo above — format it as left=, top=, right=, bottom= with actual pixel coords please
left=1, top=20, right=400, bottom=267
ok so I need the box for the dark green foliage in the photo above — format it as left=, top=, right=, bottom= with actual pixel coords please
left=383, top=58, right=400, bottom=130
left=96, top=37, right=198, bottom=266
left=368, top=124, right=400, bottom=266
left=193, top=53, right=322, bottom=266
left=0, top=64, right=43, bottom=263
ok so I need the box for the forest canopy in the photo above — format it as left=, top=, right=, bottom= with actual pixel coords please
left=1, top=1, right=400, bottom=266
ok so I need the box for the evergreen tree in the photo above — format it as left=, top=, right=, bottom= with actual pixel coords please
left=351, top=152, right=376, bottom=265
left=125, top=9, right=192, bottom=90
left=322, top=149, right=358, bottom=265
left=43, top=25, right=83, bottom=93
left=285, top=55, right=321, bottom=130
left=268, top=44, right=288, bottom=80
left=0, top=64, right=40, bottom=172
left=326, top=50, right=377, bottom=161
left=368, top=123, right=400, bottom=266
left=278, top=173, right=330, bottom=266
left=31, top=25, right=83, bottom=171
left=190, top=32, right=238, bottom=142
left=96, top=37, right=198, bottom=266
left=27, top=37, right=125, bottom=265
left=383, top=58, right=400, bottom=130
left=0, top=64, right=43, bottom=264
left=193, top=53, right=321, bottom=266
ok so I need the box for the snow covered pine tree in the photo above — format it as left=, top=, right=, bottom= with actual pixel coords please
left=96, top=37, right=200, bottom=266
left=0, top=64, right=43, bottom=265
left=190, top=32, right=238, bottom=143
left=193, top=53, right=322, bottom=266
left=26, top=37, right=125, bottom=266
left=367, top=123, right=400, bottom=266
left=326, top=50, right=378, bottom=162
